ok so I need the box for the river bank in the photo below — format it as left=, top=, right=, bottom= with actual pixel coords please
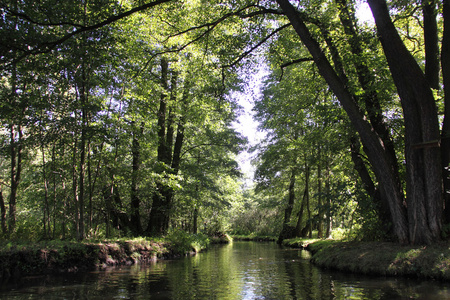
left=283, top=238, right=450, bottom=281
left=0, top=233, right=230, bottom=282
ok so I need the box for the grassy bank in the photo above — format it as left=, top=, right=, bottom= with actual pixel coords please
left=231, top=234, right=276, bottom=242
left=0, top=231, right=227, bottom=282
left=284, top=238, right=450, bottom=281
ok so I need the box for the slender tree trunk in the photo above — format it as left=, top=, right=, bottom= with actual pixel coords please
left=72, top=135, right=80, bottom=239
left=317, top=145, right=323, bottom=238
left=78, top=103, right=87, bottom=240
left=296, top=165, right=309, bottom=236
left=350, top=135, right=391, bottom=230
left=325, top=156, right=332, bottom=238
left=306, top=176, right=312, bottom=239
left=42, top=147, right=51, bottom=239
left=51, top=144, right=57, bottom=239
left=278, top=165, right=297, bottom=243
left=130, top=121, right=144, bottom=235
left=193, top=206, right=199, bottom=234
left=0, top=184, right=7, bottom=234
left=9, top=123, right=22, bottom=234
left=88, top=143, right=93, bottom=231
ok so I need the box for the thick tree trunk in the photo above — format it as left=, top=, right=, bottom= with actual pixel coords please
left=442, top=0, right=450, bottom=224
left=147, top=59, right=176, bottom=235
left=276, top=0, right=409, bottom=243
left=368, top=0, right=443, bottom=244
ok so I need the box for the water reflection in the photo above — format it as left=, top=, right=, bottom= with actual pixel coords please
left=0, top=242, right=449, bottom=299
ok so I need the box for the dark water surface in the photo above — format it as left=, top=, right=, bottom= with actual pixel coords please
left=0, top=241, right=449, bottom=299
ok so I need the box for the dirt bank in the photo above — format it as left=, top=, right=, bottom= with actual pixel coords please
left=0, top=239, right=169, bottom=282
left=304, top=240, right=450, bottom=281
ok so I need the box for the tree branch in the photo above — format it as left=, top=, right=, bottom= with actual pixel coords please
left=279, top=57, right=314, bottom=80
left=5, top=0, right=174, bottom=65
left=223, top=23, right=291, bottom=69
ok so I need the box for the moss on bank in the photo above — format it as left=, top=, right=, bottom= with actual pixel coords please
left=0, top=233, right=226, bottom=282
left=286, top=238, right=450, bottom=281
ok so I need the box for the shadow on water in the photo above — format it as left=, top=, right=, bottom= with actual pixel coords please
left=0, top=241, right=449, bottom=299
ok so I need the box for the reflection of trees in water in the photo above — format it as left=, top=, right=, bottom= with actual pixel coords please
left=1, top=243, right=449, bottom=299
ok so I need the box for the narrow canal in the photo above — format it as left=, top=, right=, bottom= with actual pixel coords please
left=1, top=241, right=449, bottom=299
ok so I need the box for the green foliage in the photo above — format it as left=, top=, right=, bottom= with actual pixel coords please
left=165, top=229, right=210, bottom=254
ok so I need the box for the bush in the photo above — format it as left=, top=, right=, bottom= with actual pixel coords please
left=165, top=229, right=210, bottom=254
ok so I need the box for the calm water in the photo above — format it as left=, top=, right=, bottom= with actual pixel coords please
left=0, top=241, right=449, bottom=299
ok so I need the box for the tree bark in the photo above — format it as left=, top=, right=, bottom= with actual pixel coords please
left=442, top=0, right=450, bottom=224
left=278, top=165, right=297, bottom=243
left=317, top=145, right=323, bottom=238
left=8, top=123, right=22, bottom=234
left=130, top=121, right=144, bottom=235
left=296, top=164, right=309, bottom=237
left=147, top=58, right=173, bottom=235
left=0, top=184, right=7, bottom=234
left=368, top=0, right=443, bottom=244
left=423, top=0, right=440, bottom=89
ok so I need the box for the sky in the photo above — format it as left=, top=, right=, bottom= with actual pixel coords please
left=232, top=66, right=268, bottom=186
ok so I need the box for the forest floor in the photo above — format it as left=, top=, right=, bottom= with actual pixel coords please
left=0, top=234, right=230, bottom=282
left=283, top=238, right=450, bottom=281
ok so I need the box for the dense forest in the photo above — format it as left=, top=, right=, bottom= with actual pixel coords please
left=0, top=0, right=449, bottom=245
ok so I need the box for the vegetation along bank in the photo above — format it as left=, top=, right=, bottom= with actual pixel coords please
left=283, top=238, right=450, bottom=281
left=0, top=232, right=228, bottom=282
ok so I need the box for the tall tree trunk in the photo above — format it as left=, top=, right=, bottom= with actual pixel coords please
left=296, top=164, right=309, bottom=236
left=42, top=147, right=51, bottom=239
left=442, top=0, right=450, bottom=224
left=130, top=121, right=144, bottom=235
left=78, top=95, right=87, bottom=241
left=9, top=123, right=22, bottom=234
left=368, top=0, right=443, bottom=244
left=423, top=0, right=440, bottom=90
left=0, top=184, right=7, bottom=234
left=278, top=165, right=297, bottom=243
left=72, top=135, right=80, bottom=239
left=276, top=0, right=409, bottom=243
left=317, top=145, right=323, bottom=238
left=193, top=206, right=199, bottom=234
left=147, top=58, right=171, bottom=235
left=87, top=143, right=93, bottom=231
left=325, top=155, right=332, bottom=238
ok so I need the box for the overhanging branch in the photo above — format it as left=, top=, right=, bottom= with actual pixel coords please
left=5, top=0, right=174, bottom=65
